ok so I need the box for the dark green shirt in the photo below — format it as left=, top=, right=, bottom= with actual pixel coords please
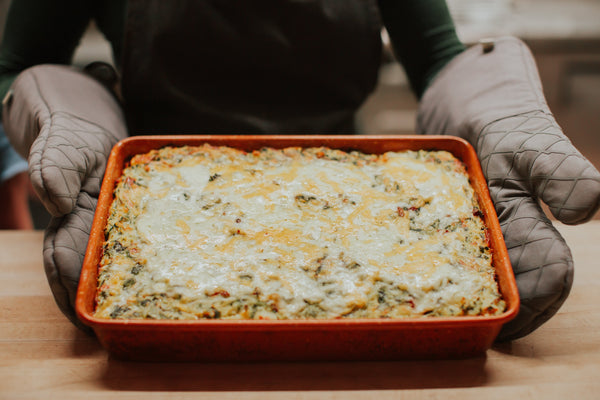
left=0, top=0, right=464, bottom=119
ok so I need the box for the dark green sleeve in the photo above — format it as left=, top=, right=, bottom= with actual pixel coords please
left=377, top=0, right=465, bottom=99
left=0, top=0, right=94, bottom=119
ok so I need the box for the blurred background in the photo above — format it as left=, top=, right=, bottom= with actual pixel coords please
left=1, top=0, right=599, bottom=228
left=360, top=0, right=600, bottom=166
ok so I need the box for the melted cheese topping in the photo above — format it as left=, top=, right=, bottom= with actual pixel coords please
left=95, top=145, right=505, bottom=320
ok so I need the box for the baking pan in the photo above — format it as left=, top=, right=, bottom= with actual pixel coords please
left=75, top=135, right=519, bottom=361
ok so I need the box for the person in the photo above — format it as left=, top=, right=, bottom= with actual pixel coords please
left=1, top=0, right=599, bottom=341
left=0, top=124, right=33, bottom=229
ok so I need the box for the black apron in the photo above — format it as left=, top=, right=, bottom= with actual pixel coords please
left=120, top=0, right=383, bottom=135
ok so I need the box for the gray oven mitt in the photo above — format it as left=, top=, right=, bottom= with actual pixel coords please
left=3, top=64, right=127, bottom=330
left=417, top=36, right=600, bottom=341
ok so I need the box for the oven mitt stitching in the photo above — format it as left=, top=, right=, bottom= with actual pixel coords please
left=3, top=65, right=127, bottom=329
left=417, top=36, right=600, bottom=340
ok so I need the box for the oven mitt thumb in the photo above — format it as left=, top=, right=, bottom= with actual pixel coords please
left=3, top=64, right=128, bottom=329
left=417, top=37, right=600, bottom=341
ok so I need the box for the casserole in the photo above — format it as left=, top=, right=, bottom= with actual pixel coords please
left=76, top=135, right=519, bottom=361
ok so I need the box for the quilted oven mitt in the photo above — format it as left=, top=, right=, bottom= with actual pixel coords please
left=417, top=36, right=600, bottom=341
left=2, top=64, right=127, bottom=329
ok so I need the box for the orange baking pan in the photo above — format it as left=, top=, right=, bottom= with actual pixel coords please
left=75, top=135, right=519, bottom=361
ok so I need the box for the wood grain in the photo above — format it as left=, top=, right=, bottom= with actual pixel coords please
left=1, top=223, right=599, bottom=400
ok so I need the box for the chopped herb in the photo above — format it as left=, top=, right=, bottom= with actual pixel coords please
left=131, top=263, right=143, bottom=275
left=110, top=305, right=128, bottom=318
left=377, top=288, right=386, bottom=304
left=122, top=278, right=135, bottom=289
left=345, top=262, right=361, bottom=269
left=295, top=194, right=317, bottom=204
left=113, top=241, right=125, bottom=253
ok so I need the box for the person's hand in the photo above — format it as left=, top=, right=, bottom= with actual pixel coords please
left=3, top=64, right=127, bottom=330
left=417, top=37, right=600, bottom=340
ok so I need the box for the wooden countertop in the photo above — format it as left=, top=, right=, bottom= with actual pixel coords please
left=2, top=222, right=599, bottom=399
